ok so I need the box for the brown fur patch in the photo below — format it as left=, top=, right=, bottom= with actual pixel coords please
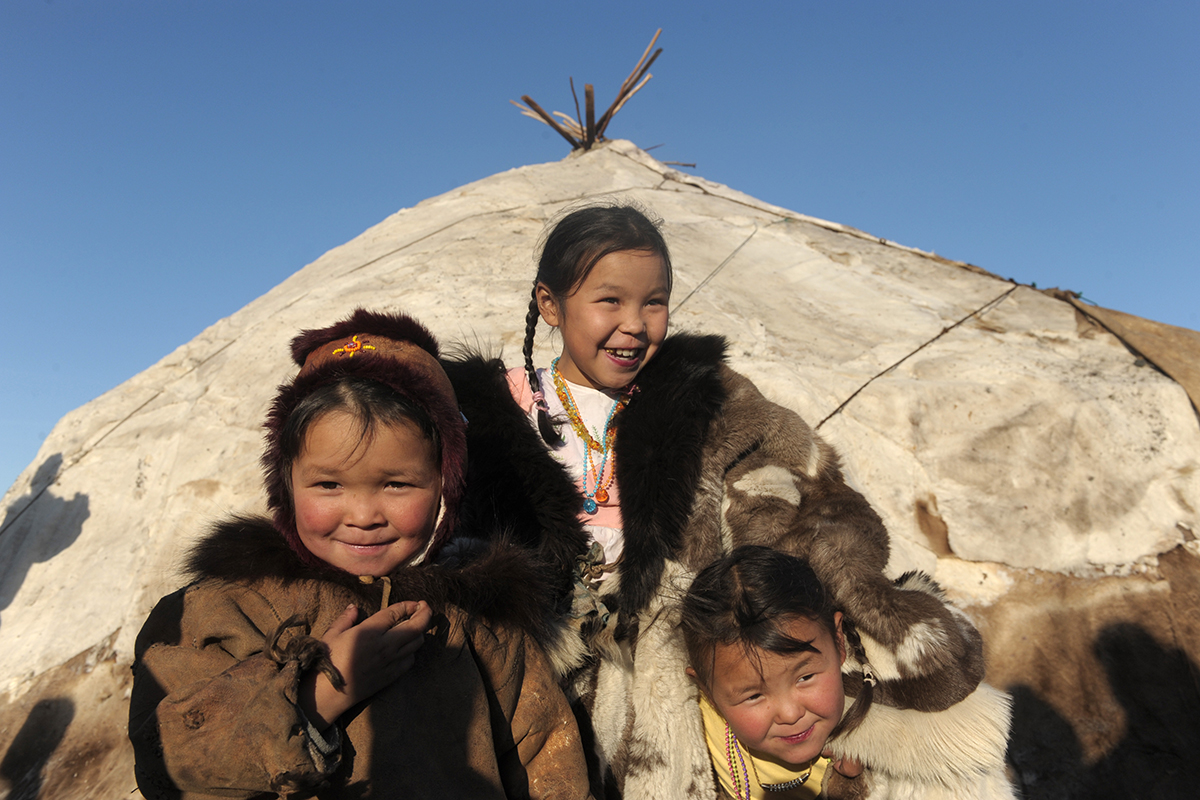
left=972, top=546, right=1200, bottom=798
left=0, top=632, right=135, bottom=800
left=915, top=495, right=953, bottom=556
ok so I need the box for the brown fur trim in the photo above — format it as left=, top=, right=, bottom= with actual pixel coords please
left=185, top=515, right=567, bottom=653
left=442, top=353, right=591, bottom=606
left=441, top=335, right=729, bottom=620
left=842, top=574, right=987, bottom=711
left=823, top=768, right=871, bottom=800
left=612, top=334, right=728, bottom=621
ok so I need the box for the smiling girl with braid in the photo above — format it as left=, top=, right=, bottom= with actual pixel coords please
left=442, top=203, right=1015, bottom=799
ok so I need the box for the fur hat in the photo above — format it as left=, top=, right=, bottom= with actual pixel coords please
left=261, top=309, right=467, bottom=569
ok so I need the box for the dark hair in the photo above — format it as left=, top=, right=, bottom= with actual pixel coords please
left=680, top=545, right=874, bottom=740
left=276, top=376, right=439, bottom=509
left=522, top=202, right=673, bottom=444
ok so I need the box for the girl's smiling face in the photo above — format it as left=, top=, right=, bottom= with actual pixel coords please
left=707, top=614, right=846, bottom=766
left=537, top=249, right=670, bottom=391
left=291, top=411, right=442, bottom=576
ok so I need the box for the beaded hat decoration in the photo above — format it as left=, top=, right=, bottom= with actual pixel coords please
left=262, top=308, right=468, bottom=568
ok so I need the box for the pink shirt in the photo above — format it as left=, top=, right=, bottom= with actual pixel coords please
left=507, top=367, right=625, bottom=563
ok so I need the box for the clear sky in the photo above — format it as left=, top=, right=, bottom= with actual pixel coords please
left=2, top=1, right=1197, bottom=493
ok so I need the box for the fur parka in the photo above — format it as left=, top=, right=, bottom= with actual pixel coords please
left=128, top=515, right=592, bottom=800
left=444, top=334, right=1014, bottom=800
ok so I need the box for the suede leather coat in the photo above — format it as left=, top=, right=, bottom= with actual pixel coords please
left=444, top=334, right=1014, bottom=800
left=129, top=516, right=592, bottom=800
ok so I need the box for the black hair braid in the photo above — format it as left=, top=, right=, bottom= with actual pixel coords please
left=829, top=619, right=874, bottom=740
left=522, top=282, right=563, bottom=446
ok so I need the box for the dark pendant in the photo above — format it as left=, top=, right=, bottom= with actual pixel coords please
left=583, top=497, right=598, bottom=514
left=761, top=768, right=812, bottom=791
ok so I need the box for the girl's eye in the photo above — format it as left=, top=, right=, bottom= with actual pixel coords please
left=797, top=673, right=815, bottom=683
left=317, top=481, right=339, bottom=490
left=385, top=481, right=411, bottom=489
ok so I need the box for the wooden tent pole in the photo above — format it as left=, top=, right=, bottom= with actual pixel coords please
left=585, top=84, right=596, bottom=148
left=514, top=29, right=663, bottom=150
left=519, top=95, right=581, bottom=148
left=570, top=77, right=584, bottom=139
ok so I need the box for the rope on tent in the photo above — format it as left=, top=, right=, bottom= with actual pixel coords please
left=816, top=285, right=1020, bottom=430
left=672, top=225, right=759, bottom=313
left=511, top=30, right=663, bottom=150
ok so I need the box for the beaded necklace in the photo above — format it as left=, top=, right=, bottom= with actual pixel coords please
left=724, top=723, right=815, bottom=796
left=725, top=723, right=752, bottom=800
left=550, top=358, right=630, bottom=514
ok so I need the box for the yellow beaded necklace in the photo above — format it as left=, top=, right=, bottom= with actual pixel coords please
left=550, top=358, right=631, bottom=513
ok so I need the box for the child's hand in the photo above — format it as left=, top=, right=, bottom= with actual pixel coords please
left=300, top=600, right=433, bottom=730
left=822, top=749, right=863, bottom=779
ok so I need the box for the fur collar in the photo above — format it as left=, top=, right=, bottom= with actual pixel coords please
left=611, top=333, right=727, bottom=618
left=186, top=514, right=565, bottom=649
left=441, top=353, right=591, bottom=606
left=444, top=332, right=729, bottom=621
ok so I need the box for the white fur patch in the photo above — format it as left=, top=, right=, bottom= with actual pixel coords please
left=893, top=621, right=950, bottom=673
left=618, top=560, right=719, bottom=800
left=827, top=683, right=1015, bottom=798
left=852, top=630, right=901, bottom=681
left=543, top=622, right=589, bottom=678
left=803, top=440, right=823, bottom=478
left=865, top=769, right=1017, bottom=800
left=589, top=657, right=632, bottom=777
left=895, top=571, right=942, bottom=596
left=731, top=465, right=802, bottom=506
left=853, top=622, right=949, bottom=680
left=719, top=494, right=735, bottom=552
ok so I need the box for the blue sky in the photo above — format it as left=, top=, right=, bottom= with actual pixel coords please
left=2, top=1, right=1197, bottom=492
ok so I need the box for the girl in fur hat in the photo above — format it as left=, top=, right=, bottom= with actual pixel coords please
left=128, top=309, right=592, bottom=800
left=442, top=204, right=1015, bottom=799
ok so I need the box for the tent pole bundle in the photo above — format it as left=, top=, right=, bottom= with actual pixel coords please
left=511, top=29, right=662, bottom=150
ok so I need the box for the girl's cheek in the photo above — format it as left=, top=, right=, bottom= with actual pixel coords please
left=295, top=494, right=335, bottom=533
left=390, top=492, right=440, bottom=532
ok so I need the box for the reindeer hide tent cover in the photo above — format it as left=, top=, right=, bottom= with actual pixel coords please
left=1, top=140, right=1199, bottom=799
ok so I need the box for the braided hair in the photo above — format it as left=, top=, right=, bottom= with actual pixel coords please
left=523, top=202, right=672, bottom=445
left=681, top=545, right=875, bottom=740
